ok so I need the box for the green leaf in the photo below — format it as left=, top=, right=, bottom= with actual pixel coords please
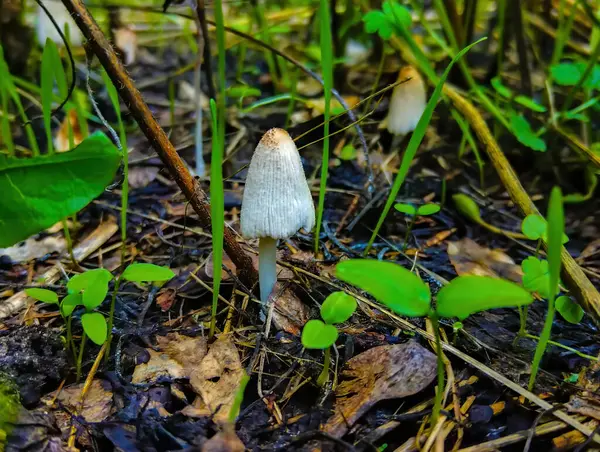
left=363, top=10, right=395, bottom=40
left=67, top=268, right=113, bottom=294
left=522, top=214, right=546, bottom=240
left=226, top=85, right=261, bottom=98
left=490, top=77, right=547, bottom=112
left=301, top=319, right=338, bottom=349
left=522, top=257, right=557, bottom=299
left=510, top=114, right=546, bottom=152
left=363, top=1, right=411, bottom=40
left=339, top=144, right=357, bottom=161
left=60, top=293, right=82, bottom=317
left=122, top=263, right=175, bottom=283
left=0, top=132, right=121, bottom=247
left=551, top=63, right=582, bottom=86
left=394, top=203, right=417, bottom=216
left=81, top=312, right=108, bottom=345
left=336, top=260, right=431, bottom=317
left=453, top=194, right=482, bottom=222
left=25, top=288, right=58, bottom=304
left=416, top=204, right=440, bottom=216
left=546, top=187, right=564, bottom=302
left=321, top=292, right=357, bottom=324
left=82, top=272, right=109, bottom=311
left=436, top=275, right=533, bottom=320
left=556, top=296, right=584, bottom=324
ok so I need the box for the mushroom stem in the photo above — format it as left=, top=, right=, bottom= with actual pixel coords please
left=258, top=237, right=277, bottom=303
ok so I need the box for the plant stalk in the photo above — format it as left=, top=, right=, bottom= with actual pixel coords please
left=259, top=237, right=277, bottom=304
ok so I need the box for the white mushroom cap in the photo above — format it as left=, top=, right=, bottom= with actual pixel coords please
left=384, top=66, right=427, bottom=136
left=241, top=128, right=315, bottom=239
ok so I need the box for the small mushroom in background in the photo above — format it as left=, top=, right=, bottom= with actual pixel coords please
left=241, top=128, right=315, bottom=305
left=382, top=65, right=427, bottom=137
left=36, top=1, right=83, bottom=47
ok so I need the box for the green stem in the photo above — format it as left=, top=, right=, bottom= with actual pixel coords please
left=403, top=216, right=416, bottom=251
left=76, top=332, right=87, bottom=383
left=62, top=219, right=77, bottom=267
left=528, top=296, right=556, bottom=390
left=430, top=313, right=444, bottom=426
left=518, top=305, right=528, bottom=337
left=317, top=346, right=331, bottom=386
left=105, top=276, right=121, bottom=363
left=524, top=333, right=598, bottom=362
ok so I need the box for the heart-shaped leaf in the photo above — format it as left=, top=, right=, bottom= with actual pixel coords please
left=321, top=292, right=357, bottom=324
left=510, top=114, right=547, bottom=152
left=68, top=268, right=113, bottom=294
left=336, top=260, right=431, bottom=317
left=81, top=312, right=108, bottom=345
left=82, top=272, right=109, bottom=311
left=521, top=257, right=559, bottom=299
left=301, top=319, right=338, bottom=349
left=122, top=263, right=175, bottom=283
left=25, top=288, right=58, bottom=304
left=522, top=214, right=546, bottom=240
left=0, top=132, right=121, bottom=247
left=556, top=296, right=584, bottom=324
left=436, top=275, right=533, bottom=320
left=60, top=293, right=82, bottom=317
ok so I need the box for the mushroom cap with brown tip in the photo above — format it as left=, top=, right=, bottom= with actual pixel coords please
left=384, top=66, right=427, bottom=136
left=241, top=128, right=315, bottom=239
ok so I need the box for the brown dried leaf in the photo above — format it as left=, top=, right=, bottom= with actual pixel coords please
left=156, top=288, right=177, bottom=312
left=201, top=428, right=245, bottom=452
left=132, top=333, right=207, bottom=384
left=128, top=166, right=160, bottom=188
left=447, top=238, right=522, bottom=283
left=323, top=341, right=437, bottom=437
left=183, top=336, right=246, bottom=424
left=47, top=380, right=113, bottom=423
left=54, top=109, right=84, bottom=153
left=271, top=283, right=310, bottom=335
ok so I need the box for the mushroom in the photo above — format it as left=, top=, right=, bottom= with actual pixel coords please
left=241, top=128, right=315, bottom=304
left=383, top=65, right=427, bottom=136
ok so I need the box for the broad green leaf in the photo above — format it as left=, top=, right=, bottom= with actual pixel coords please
left=67, top=268, right=113, bottom=294
left=363, top=1, right=411, bottom=40
left=551, top=63, right=582, bottom=86
left=60, top=293, right=82, bottom=317
left=122, top=263, right=175, bottom=283
left=226, top=85, right=261, bottom=98
left=453, top=194, right=482, bottom=222
left=382, top=0, right=412, bottom=30
left=336, top=260, right=431, bottom=317
left=25, top=288, right=58, bottom=304
left=321, top=292, right=357, bottom=324
left=556, top=296, right=584, bottom=324
left=521, top=257, right=557, bottom=299
left=436, top=275, right=533, bottom=320
left=510, top=114, right=546, bottom=152
left=0, top=132, right=121, bottom=247
left=82, top=273, right=109, bottom=311
left=490, top=77, right=547, bottom=112
left=394, top=203, right=417, bottom=216
left=522, top=214, right=546, bottom=240
left=81, top=312, right=108, bottom=345
left=339, top=145, right=357, bottom=161
left=416, top=204, right=440, bottom=216
left=301, top=320, right=338, bottom=349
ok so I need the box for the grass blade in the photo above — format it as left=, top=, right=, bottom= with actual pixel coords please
left=314, top=0, right=334, bottom=254
left=365, top=37, right=486, bottom=254
left=41, top=39, right=55, bottom=155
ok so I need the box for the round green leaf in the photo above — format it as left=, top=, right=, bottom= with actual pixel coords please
left=67, top=268, right=113, bottom=294
left=321, top=292, right=357, bottom=324
left=394, top=203, right=417, bottom=216
left=82, top=273, right=109, bottom=311
left=122, top=263, right=175, bottom=283
left=521, top=214, right=546, bottom=240
left=60, top=293, right=82, bottom=317
left=25, top=288, right=58, bottom=304
left=336, top=260, right=431, bottom=317
left=301, top=320, right=338, bottom=349
left=452, top=194, right=482, bottom=222
left=81, top=312, right=107, bottom=345
left=436, top=275, right=534, bottom=320
left=416, top=204, right=441, bottom=216
left=556, top=296, right=584, bottom=324
left=521, top=256, right=558, bottom=299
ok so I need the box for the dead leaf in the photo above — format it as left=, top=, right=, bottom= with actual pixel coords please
left=201, top=428, right=245, bottom=452
left=128, top=166, right=160, bottom=188
left=323, top=341, right=437, bottom=437
left=0, top=235, right=66, bottom=263
left=306, top=95, right=360, bottom=117
left=114, top=27, right=138, bottom=65
left=183, top=336, right=246, bottom=424
left=54, top=109, right=84, bottom=152
left=447, top=238, right=523, bottom=283
left=156, top=288, right=177, bottom=312
left=132, top=333, right=207, bottom=384
left=271, top=283, right=310, bottom=335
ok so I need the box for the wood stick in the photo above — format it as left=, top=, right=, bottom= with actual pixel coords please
left=60, top=0, right=257, bottom=286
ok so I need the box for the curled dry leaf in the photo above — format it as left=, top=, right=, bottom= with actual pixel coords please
left=54, top=109, right=84, bottom=153
left=182, top=336, right=246, bottom=424
left=447, top=238, right=523, bottom=283
left=132, top=333, right=208, bottom=384
left=323, top=341, right=437, bottom=437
